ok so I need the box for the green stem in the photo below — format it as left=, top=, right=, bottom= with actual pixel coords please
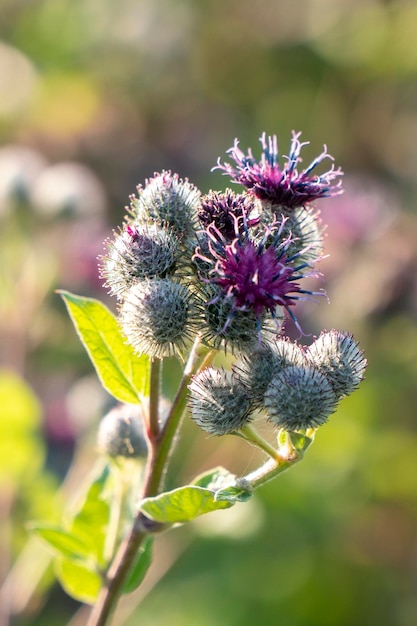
left=148, top=358, right=162, bottom=440
left=144, top=338, right=214, bottom=497
left=237, top=449, right=303, bottom=492
left=236, top=428, right=316, bottom=491
left=238, top=424, right=281, bottom=461
left=87, top=337, right=213, bottom=626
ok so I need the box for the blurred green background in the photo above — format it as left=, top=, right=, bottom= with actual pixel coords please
left=2, top=1, right=417, bottom=625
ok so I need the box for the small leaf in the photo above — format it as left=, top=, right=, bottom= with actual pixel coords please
left=55, top=558, right=102, bottom=604
left=122, top=536, right=153, bottom=594
left=192, top=466, right=236, bottom=490
left=140, top=486, right=233, bottom=524
left=30, top=525, right=92, bottom=561
left=277, top=429, right=290, bottom=449
left=214, top=486, right=252, bottom=503
left=67, top=462, right=113, bottom=567
left=288, top=431, right=313, bottom=453
left=59, top=291, right=149, bottom=403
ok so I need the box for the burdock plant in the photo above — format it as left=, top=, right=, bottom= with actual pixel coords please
left=32, top=133, right=366, bottom=625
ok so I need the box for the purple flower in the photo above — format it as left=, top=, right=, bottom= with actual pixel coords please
left=195, top=219, right=324, bottom=336
left=198, top=189, right=259, bottom=240
left=214, top=131, right=343, bottom=209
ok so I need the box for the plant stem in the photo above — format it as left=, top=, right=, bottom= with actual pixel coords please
left=237, top=449, right=302, bottom=492
left=145, top=341, right=214, bottom=497
left=238, top=424, right=281, bottom=460
left=148, top=358, right=161, bottom=440
left=87, top=337, right=212, bottom=626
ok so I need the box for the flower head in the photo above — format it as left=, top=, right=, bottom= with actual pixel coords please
left=119, top=279, right=198, bottom=359
left=234, top=338, right=306, bottom=408
left=264, top=365, right=338, bottom=430
left=198, top=189, right=259, bottom=240
left=194, top=218, right=323, bottom=337
left=201, top=292, right=279, bottom=352
left=305, top=330, right=367, bottom=399
left=189, top=368, right=254, bottom=435
left=100, top=223, right=179, bottom=298
left=130, top=170, right=200, bottom=240
left=214, top=131, right=343, bottom=209
left=97, top=404, right=148, bottom=459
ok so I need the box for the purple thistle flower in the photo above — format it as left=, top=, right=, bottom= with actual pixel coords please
left=198, top=189, right=259, bottom=240
left=194, top=219, right=324, bottom=336
left=214, top=131, right=343, bottom=209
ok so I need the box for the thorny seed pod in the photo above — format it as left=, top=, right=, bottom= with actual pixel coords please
left=258, top=205, right=324, bottom=266
left=305, top=330, right=367, bottom=399
left=130, top=171, right=200, bottom=240
left=264, top=365, right=338, bottom=430
left=97, top=404, right=148, bottom=459
left=272, top=337, right=305, bottom=369
left=233, top=343, right=277, bottom=408
left=100, top=223, right=179, bottom=298
left=234, top=338, right=305, bottom=408
left=119, top=279, right=198, bottom=359
left=189, top=368, right=254, bottom=435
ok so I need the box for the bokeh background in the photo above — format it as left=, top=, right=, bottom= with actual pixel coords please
left=2, top=1, right=417, bottom=625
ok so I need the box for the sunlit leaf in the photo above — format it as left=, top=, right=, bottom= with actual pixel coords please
left=288, top=431, right=313, bottom=453
left=214, top=486, right=252, bottom=503
left=192, top=466, right=236, bottom=490
left=122, top=536, right=153, bottom=594
left=59, top=291, right=149, bottom=403
left=192, top=467, right=251, bottom=503
left=67, top=462, right=113, bottom=567
left=55, top=558, right=102, bottom=604
left=140, top=485, right=233, bottom=524
left=30, top=524, right=92, bottom=561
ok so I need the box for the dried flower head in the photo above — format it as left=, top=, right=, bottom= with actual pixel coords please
left=305, top=330, right=367, bottom=399
left=264, top=365, right=338, bottom=430
left=119, top=279, right=197, bottom=359
left=214, top=131, right=343, bottom=209
left=100, top=223, right=179, bottom=298
left=130, top=170, right=200, bottom=239
left=189, top=368, right=254, bottom=435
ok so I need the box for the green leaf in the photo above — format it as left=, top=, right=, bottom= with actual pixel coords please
left=32, top=462, right=126, bottom=604
left=122, top=536, right=153, bottom=594
left=192, top=468, right=251, bottom=503
left=59, top=291, right=149, bottom=403
left=192, top=466, right=236, bottom=491
left=288, top=431, right=313, bottom=453
left=30, top=524, right=92, bottom=561
left=67, top=462, right=113, bottom=567
left=140, top=486, right=233, bottom=524
left=214, top=486, right=252, bottom=503
left=55, top=558, right=102, bottom=604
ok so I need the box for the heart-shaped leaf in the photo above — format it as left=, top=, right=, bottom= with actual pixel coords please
left=59, top=291, right=149, bottom=403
